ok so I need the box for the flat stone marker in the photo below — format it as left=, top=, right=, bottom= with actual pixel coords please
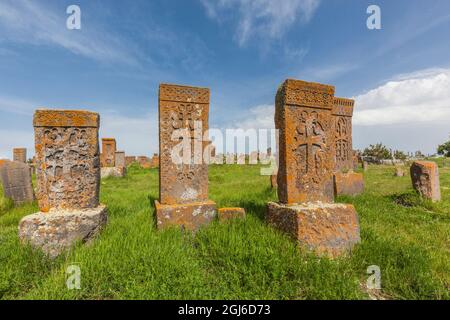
left=249, top=151, right=258, bottom=165
left=13, top=148, right=27, bottom=163
left=101, top=138, right=116, bottom=167
left=155, top=83, right=217, bottom=231
left=267, top=79, right=360, bottom=258
left=237, top=154, right=246, bottom=165
left=332, top=98, right=364, bottom=196
left=0, top=160, right=34, bottom=205
left=18, top=109, right=108, bottom=258
left=218, top=208, right=246, bottom=221
left=410, top=161, right=441, bottom=202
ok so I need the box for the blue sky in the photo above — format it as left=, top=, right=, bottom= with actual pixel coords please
left=1, top=0, right=450, bottom=158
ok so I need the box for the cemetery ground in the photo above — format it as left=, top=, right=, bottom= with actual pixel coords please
left=0, top=163, right=449, bottom=300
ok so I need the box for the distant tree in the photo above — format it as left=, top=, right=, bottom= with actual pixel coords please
left=362, top=143, right=391, bottom=161
left=393, top=150, right=407, bottom=160
left=437, top=138, right=450, bottom=157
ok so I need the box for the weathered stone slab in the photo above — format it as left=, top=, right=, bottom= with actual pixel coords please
left=410, top=161, right=441, bottom=202
left=156, top=83, right=216, bottom=230
left=115, top=151, right=126, bottom=168
left=18, top=206, right=108, bottom=258
left=237, top=154, right=246, bottom=165
left=275, top=79, right=335, bottom=204
left=13, top=148, right=27, bottom=163
left=33, top=109, right=101, bottom=212
left=101, top=167, right=126, bottom=178
left=218, top=207, right=246, bottom=221
left=249, top=152, right=258, bottom=165
left=226, top=153, right=235, bottom=164
left=334, top=172, right=364, bottom=196
left=267, top=202, right=360, bottom=258
left=0, top=160, right=34, bottom=205
left=332, top=98, right=354, bottom=172
left=271, top=174, right=278, bottom=189
left=155, top=200, right=216, bottom=231
left=125, top=156, right=136, bottom=166
left=101, top=138, right=116, bottom=167
left=150, top=154, right=159, bottom=168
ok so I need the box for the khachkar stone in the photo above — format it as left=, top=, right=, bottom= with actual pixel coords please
left=13, top=148, right=27, bottom=163
left=267, top=79, right=360, bottom=258
left=0, top=160, right=34, bottom=205
left=410, top=161, right=441, bottom=202
left=115, top=151, right=126, bottom=168
left=101, top=138, right=116, bottom=167
left=18, top=109, right=108, bottom=258
left=155, top=84, right=217, bottom=231
left=332, top=98, right=364, bottom=196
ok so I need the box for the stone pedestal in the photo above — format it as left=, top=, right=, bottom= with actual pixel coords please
left=19, top=206, right=108, bottom=258
left=155, top=200, right=217, bottom=231
left=101, top=167, right=126, bottom=178
left=333, top=172, right=364, bottom=196
left=267, top=202, right=360, bottom=258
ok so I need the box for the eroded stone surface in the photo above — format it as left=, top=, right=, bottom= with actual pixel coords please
left=155, top=200, right=216, bottom=231
left=334, top=172, right=364, bottom=196
left=267, top=202, right=360, bottom=258
left=101, top=167, right=126, bottom=178
left=410, top=161, right=441, bottom=202
left=332, top=98, right=354, bottom=172
left=156, top=84, right=216, bottom=229
left=218, top=207, right=246, bottom=221
left=275, top=79, right=335, bottom=204
left=33, top=110, right=100, bottom=212
left=0, top=160, right=34, bottom=205
left=101, top=138, right=116, bottom=167
left=18, top=206, right=108, bottom=258
left=115, top=151, right=126, bottom=168
left=13, top=148, right=27, bottom=163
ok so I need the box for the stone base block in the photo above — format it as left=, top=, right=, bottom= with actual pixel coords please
left=101, top=167, right=126, bottom=178
left=266, top=202, right=360, bottom=258
left=155, top=200, right=217, bottom=231
left=334, top=172, right=364, bottom=196
left=18, top=205, right=108, bottom=258
left=218, top=207, right=246, bottom=221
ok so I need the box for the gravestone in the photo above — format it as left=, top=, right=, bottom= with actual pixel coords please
left=138, top=156, right=150, bottom=168
left=155, top=83, right=217, bottom=230
left=151, top=153, right=159, bottom=168
left=0, top=160, right=34, bottom=205
left=18, top=109, right=108, bottom=258
left=332, top=98, right=364, bottom=196
left=226, top=153, right=235, bottom=165
left=410, top=161, right=441, bottom=202
left=13, top=148, right=27, bottom=163
left=218, top=208, right=246, bottom=221
left=267, top=79, right=360, bottom=258
left=115, top=151, right=126, bottom=168
left=101, top=138, right=116, bottom=167
left=237, top=154, right=246, bottom=165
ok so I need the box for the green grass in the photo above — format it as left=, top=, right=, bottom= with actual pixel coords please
left=0, top=163, right=449, bottom=300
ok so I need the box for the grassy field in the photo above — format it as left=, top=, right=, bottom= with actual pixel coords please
left=0, top=163, right=449, bottom=300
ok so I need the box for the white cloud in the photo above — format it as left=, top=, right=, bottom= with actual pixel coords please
left=0, top=0, right=136, bottom=64
left=200, top=0, right=320, bottom=46
left=231, top=104, right=275, bottom=130
left=354, top=68, right=450, bottom=126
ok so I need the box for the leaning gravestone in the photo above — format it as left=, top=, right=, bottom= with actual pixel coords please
left=155, top=84, right=217, bottom=230
left=267, top=79, right=360, bottom=258
left=101, top=138, right=116, bottom=167
left=410, top=161, right=441, bottom=202
left=0, top=160, right=34, bottom=205
left=18, top=109, right=108, bottom=258
left=332, top=98, right=364, bottom=196
left=13, top=148, right=27, bottom=163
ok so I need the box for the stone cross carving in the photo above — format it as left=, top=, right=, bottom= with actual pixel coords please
left=332, top=98, right=354, bottom=172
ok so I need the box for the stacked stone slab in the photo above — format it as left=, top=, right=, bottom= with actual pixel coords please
left=410, top=161, right=441, bottom=202
left=332, top=98, right=364, bottom=196
left=13, top=148, right=27, bottom=163
left=266, top=79, right=360, bottom=258
left=155, top=83, right=217, bottom=231
left=18, top=109, right=108, bottom=258
left=0, top=160, right=34, bottom=205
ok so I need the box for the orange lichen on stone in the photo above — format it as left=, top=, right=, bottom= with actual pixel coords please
left=33, top=109, right=99, bottom=128
left=267, top=202, right=360, bottom=258
left=218, top=207, right=246, bottom=221
left=410, top=161, right=441, bottom=202
left=334, top=172, right=364, bottom=196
